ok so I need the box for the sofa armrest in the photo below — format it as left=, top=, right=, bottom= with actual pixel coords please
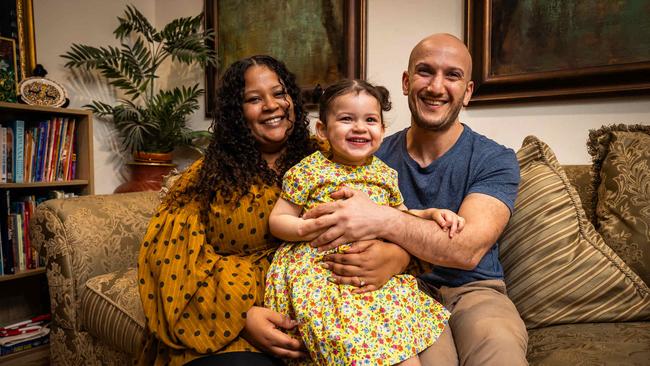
left=30, top=191, right=160, bottom=332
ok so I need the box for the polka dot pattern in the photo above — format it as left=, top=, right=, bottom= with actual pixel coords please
left=137, top=159, right=280, bottom=366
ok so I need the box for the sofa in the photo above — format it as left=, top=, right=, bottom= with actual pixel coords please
left=31, top=126, right=650, bottom=365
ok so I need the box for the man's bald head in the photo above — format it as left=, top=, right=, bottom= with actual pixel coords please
left=408, top=33, right=473, bottom=77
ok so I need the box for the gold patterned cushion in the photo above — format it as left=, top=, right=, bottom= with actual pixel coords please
left=527, top=322, right=650, bottom=365
left=499, top=135, right=650, bottom=329
left=587, top=125, right=650, bottom=286
left=82, top=268, right=145, bottom=355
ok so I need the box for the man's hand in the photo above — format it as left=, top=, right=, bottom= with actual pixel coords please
left=242, top=306, right=307, bottom=359
left=321, top=240, right=410, bottom=294
left=302, top=187, right=394, bottom=251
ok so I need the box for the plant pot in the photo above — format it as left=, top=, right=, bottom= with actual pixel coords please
left=133, top=151, right=173, bottom=164
left=114, top=152, right=176, bottom=193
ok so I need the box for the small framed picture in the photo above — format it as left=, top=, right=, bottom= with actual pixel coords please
left=0, top=37, right=19, bottom=102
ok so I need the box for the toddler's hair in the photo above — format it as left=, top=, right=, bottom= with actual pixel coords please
left=318, top=79, right=391, bottom=124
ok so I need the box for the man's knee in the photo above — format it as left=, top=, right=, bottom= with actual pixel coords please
left=453, top=316, right=528, bottom=365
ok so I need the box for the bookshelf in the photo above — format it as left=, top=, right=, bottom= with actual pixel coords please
left=0, top=101, right=94, bottom=364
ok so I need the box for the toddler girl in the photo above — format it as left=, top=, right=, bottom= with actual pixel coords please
left=265, top=79, right=462, bottom=366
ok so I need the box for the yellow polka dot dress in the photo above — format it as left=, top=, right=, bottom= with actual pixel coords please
left=137, top=159, right=282, bottom=366
left=265, top=152, right=450, bottom=365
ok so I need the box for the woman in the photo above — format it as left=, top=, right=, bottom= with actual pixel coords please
left=137, top=55, right=411, bottom=366
left=137, top=55, right=315, bottom=366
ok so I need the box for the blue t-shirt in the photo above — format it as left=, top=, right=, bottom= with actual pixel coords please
left=376, top=125, right=520, bottom=287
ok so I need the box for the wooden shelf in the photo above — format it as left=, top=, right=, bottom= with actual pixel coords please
left=0, top=102, right=93, bottom=366
left=0, top=268, right=45, bottom=283
left=0, top=180, right=89, bottom=189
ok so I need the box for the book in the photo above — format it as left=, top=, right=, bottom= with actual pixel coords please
left=43, top=118, right=54, bottom=182
left=23, top=130, right=33, bottom=183
left=1, top=128, right=6, bottom=183
left=6, top=127, right=13, bottom=183
left=63, top=119, right=76, bottom=181
left=13, top=212, right=24, bottom=271
left=0, top=190, right=14, bottom=275
left=35, top=121, right=48, bottom=182
left=55, top=118, right=68, bottom=181
left=0, top=327, right=50, bottom=356
left=8, top=120, right=25, bottom=183
left=22, top=197, right=34, bottom=269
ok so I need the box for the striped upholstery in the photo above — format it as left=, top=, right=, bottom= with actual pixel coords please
left=500, top=136, right=650, bottom=329
left=82, top=267, right=145, bottom=355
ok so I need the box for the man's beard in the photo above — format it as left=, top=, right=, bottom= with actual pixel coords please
left=410, top=95, right=463, bottom=133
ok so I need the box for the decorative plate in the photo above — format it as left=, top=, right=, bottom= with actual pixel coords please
left=18, top=76, right=68, bottom=107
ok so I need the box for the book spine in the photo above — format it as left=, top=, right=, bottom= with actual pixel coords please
left=1, top=190, right=14, bottom=274
left=8, top=212, right=17, bottom=272
left=14, top=211, right=24, bottom=271
left=55, top=118, right=68, bottom=181
left=64, top=119, right=76, bottom=180
left=23, top=130, right=32, bottom=183
left=1, top=128, right=6, bottom=183
left=6, top=127, right=13, bottom=182
left=0, top=334, right=50, bottom=356
left=43, top=119, right=54, bottom=182
left=35, top=121, right=47, bottom=182
left=23, top=197, right=34, bottom=269
left=49, top=118, right=61, bottom=182
left=12, top=120, right=25, bottom=184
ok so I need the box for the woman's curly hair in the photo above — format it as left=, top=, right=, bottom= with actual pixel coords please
left=168, top=55, right=315, bottom=208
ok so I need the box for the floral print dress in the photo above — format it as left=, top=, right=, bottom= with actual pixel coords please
left=265, top=151, right=449, bottom=366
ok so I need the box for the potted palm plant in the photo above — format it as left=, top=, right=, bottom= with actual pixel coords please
left=62, top=5, right=216, bottom=191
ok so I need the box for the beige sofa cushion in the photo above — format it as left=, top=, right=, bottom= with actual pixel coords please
left=587, top=125, right=650, bottom=286
left=500, top=135, right=650, bottom=329
left=82, top=268, right=144, bottom=355
left=527, top=322, right=650, bottom=365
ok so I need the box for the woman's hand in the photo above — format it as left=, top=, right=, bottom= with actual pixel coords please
left=321, top=239, right=410, bottom=294
left=241, top=306, right=307, bottom=359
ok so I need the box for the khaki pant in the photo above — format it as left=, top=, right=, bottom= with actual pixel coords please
left=419, top=279, right=528, bottom=366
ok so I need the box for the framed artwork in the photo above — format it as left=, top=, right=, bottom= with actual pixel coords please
left=205, top=0, right=366, bottom=116
left=0, top=37, right=18, bottom=102
left=0, top=0, right=36, bottom=82
left=465, top=0, right=650, bottom=104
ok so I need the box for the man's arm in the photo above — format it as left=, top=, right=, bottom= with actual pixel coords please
left=302, top=188, right=510, bottom=270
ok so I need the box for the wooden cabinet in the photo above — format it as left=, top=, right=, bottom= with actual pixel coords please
left=0, top=101, right=94, bottom=365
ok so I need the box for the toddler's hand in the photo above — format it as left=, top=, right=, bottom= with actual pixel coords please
left=408, top=208, right=465, bottom=238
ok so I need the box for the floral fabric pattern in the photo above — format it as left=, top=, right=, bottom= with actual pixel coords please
left=265, top=151, right=449, bottom=365
left=587, top=126, right=650, bottom=287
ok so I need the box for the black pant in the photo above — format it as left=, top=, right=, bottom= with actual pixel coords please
left=184, top=352, right=284, bottom=366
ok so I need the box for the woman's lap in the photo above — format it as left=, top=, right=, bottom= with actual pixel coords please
left=184, top=352, right=284, bottom=366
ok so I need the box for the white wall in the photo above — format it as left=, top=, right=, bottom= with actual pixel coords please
left=33, top=0, right=650, bottom=193
left=367, top=0, right=650, bottom=164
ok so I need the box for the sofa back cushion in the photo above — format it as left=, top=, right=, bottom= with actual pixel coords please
left=500, top=135, right=650, bottom=329
left=587, top=125, right=650, bottom=287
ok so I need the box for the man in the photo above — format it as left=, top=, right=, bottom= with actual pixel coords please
left=303, top=33, right=528, bottom=365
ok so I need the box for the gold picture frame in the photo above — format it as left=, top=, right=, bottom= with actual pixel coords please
left=204, top=0, right=366, bottom=116
left=465, top=0, right=650, bottom=104
left=0, top=0, right=37, bottom=81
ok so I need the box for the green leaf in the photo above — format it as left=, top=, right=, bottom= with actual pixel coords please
left=62, top=5, right=217, bottom=154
